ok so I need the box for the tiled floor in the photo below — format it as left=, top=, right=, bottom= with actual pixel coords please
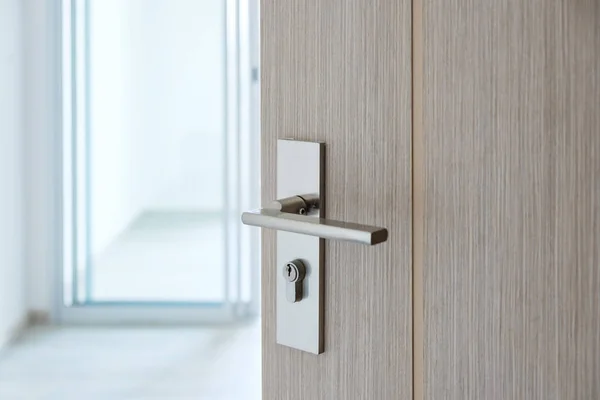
left=0, top=322, right=261, bottom=400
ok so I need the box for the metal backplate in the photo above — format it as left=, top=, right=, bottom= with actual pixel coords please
left=276, top=139, right=324, bottom=354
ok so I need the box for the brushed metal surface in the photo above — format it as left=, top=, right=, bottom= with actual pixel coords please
left=262, top=0, right=413, bottom=398
left=276, top=139, right=324, bottom=354
left=242, top=209, right=388, bottom=245
left=422, top=1, right=600, bottom=398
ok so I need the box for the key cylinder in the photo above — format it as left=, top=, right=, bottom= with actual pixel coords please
left=283, top=259, right=306, bottom=302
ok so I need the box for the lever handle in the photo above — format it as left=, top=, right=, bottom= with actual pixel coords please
left=241, top=195, right=388, bottom=245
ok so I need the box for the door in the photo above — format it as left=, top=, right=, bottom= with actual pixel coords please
left=420, top=1, right=600, bottom=398
left=260, top=1, right=413, bottom=398
left=260, top=0, right=599, bottom=399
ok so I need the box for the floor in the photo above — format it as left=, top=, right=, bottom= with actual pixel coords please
left=90, top=211, right=226, bottom=302
left=0, top=322, right=261, bottom=400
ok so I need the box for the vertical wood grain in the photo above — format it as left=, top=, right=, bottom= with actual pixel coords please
left=412, top=0, right=425, bottom=400
left=412, top=0, right=425, bottom=398
left=261, top=1, right=412, bottom=399
left=422, top=1, right=600, bottom=398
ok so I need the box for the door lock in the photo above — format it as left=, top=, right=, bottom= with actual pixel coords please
left=283, top=259, right=306, bottom=303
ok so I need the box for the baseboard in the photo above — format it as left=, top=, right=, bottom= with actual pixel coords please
left=0, top=310, right=51, bottom=352
left=0, top=315, right=29, bottom=352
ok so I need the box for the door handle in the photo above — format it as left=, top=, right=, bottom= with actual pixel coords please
left=241, top=194, right=388, bottom=245
left=244, top=139, right=388, bottom=354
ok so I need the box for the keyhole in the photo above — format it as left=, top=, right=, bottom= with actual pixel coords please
left=283, top=260, right=306, bottom=303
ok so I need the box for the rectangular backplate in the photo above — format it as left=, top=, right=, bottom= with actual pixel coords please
left=276, top=139, right=325, bottom=354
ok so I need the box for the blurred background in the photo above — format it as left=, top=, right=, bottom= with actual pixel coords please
left=0, top=0, right=261, bottom=398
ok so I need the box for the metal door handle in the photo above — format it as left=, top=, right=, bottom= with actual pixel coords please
left=241, top=194, right=388, bottom=245
left=249, top=139, right=387, bottom=354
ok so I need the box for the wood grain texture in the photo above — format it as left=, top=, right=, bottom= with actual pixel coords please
left=422, top=1, right=600, bottom=398
left=412, top=0, right=425, bottom=398
left=261, top=1, right=412, bottom=399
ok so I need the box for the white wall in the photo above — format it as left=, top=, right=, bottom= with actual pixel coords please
left=0, top=0, right=26, bottom=348
left=89, top=0, right=225, bottom=254
left=22, top=0, right=57, bottom=315
left=87, top=0, right=148, bottom=255
left=134, top=0, right=225, bottom=211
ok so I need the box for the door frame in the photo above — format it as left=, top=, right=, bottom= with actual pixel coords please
left=49, top=0, right=261, bottom=324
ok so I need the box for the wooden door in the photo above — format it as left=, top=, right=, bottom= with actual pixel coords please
left=261, top=1, right=413, bottom=398
left=419, top=0, right=600, bottom=398
left=261, top=0, right=599, bottom=399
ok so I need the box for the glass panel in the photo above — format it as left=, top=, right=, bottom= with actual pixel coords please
left=82, top=0, right=226, bottom=303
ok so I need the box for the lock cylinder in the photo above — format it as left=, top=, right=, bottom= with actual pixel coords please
left=283, top=259, right=306, bottom=303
